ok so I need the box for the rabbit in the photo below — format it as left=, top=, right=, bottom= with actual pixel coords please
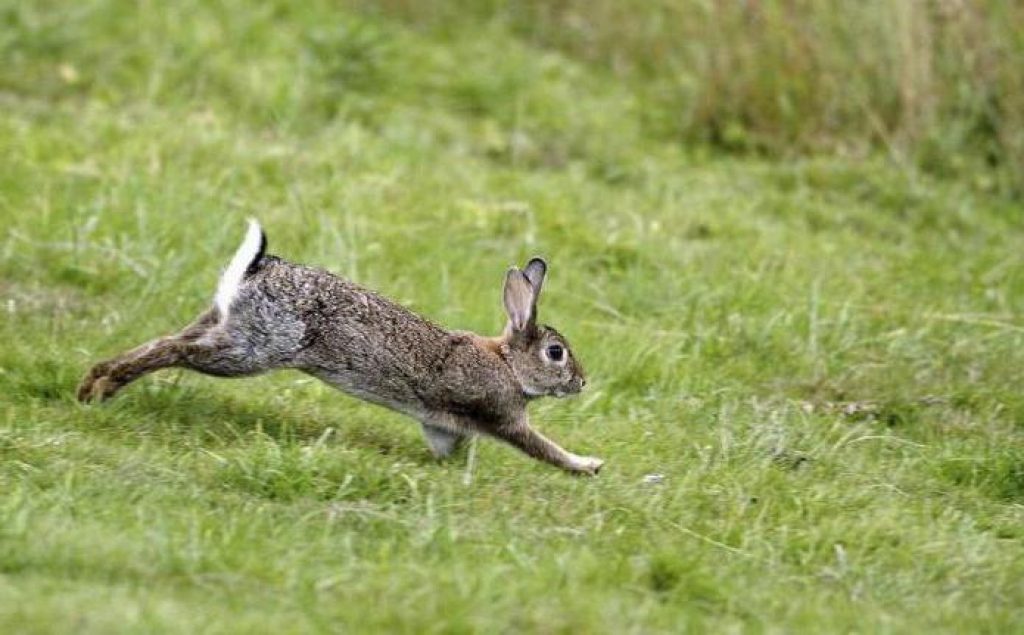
left=77, top=220, right=604, bottom=475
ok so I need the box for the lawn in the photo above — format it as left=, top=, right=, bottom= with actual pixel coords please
left=2, top=1, right=1023, bottom=632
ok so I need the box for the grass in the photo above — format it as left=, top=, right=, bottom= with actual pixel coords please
left=363, top=0, right=1024, bottom=197
left=2, top=0, right=1024, bottom=632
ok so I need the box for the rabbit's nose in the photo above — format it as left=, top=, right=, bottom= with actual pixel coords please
left=580, top=377, right=587, bottom=387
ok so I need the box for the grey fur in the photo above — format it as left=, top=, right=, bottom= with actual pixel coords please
left=78, top=228, right=603, bottom=475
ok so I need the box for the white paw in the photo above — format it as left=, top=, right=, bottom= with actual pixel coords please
left=571, top=455, right=605, bottom=476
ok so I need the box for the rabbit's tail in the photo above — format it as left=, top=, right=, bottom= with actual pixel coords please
left=215, top=218, right=266, bottom=317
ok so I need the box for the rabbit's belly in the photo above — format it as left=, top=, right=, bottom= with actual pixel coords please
left=307, top=367, right=430, bottom=421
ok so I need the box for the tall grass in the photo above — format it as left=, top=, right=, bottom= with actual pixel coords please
left=361, top=0, right=1024, bottom=196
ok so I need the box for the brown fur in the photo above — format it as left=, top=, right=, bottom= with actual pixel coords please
left=77, top=226, right=603, bottom=475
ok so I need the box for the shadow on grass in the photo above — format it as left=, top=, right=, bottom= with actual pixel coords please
left=3, top=365, right=470, bottom=506
left=4, top=353, right=470, bottom=471
left=0, top=355, right=442, bottom=467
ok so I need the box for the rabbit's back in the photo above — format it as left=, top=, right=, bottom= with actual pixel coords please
left=224, top=257, right=509, bottom=417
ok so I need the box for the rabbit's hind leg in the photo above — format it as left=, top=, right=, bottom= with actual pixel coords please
left=77, top=309, right=228, bottom=402
left=78, top=335, right=189, bottom=402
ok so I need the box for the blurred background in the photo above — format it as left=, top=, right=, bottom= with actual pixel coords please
left=6, top=0, right=1023, bottom=196
left=371, top=0, right=1024, bottom=196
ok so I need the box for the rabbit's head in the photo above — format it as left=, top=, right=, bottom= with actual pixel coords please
left=501, top=258, right=586, bottom=398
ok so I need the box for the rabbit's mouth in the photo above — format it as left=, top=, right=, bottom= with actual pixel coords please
left=554, top=378, right=585, bottom=398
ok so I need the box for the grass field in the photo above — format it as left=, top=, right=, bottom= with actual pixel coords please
left=3, top=1, right=1024, bottom=632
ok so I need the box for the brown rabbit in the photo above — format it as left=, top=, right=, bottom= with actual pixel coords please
left=77, top=221, right=604, bottom=475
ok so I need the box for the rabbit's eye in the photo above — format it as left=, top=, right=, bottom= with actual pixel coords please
left=546, top=344, right=564, bottom=362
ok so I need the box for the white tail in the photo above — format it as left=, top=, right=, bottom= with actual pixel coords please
left=215, top=219, right=264, bottom=317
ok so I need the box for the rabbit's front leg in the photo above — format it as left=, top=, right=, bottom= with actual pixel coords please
left=494, top=417, right=604, bottom=476
left=421, top=423, right=467, bottom=459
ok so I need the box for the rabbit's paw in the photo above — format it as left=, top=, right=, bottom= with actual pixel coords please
left=570, top=455, right=604, bottom=476
left=76, top=372, right=119, bottom=403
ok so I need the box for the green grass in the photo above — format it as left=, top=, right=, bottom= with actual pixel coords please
left=362, top=0, right=1024, bottom=197
left=2, top=1, right=1024, bottom=632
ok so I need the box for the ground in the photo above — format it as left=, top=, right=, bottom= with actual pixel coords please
left=2, top=2, right=1023, bottom=632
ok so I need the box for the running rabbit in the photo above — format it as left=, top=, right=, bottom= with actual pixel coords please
left=77, top=221, right=603, bottom=475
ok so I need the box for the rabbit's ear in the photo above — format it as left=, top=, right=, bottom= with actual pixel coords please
left=503, top=267, right=536, bottom=332
left=522, top=257, right=547, bottom=297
